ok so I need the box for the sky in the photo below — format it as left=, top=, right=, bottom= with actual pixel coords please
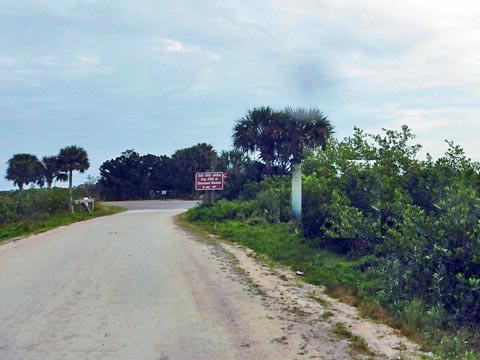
left=1, top=0, right=479, bottom=190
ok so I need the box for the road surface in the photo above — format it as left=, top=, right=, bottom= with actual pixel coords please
left=0, top=200, right=421, bottom=359
left=0, top=201, right=309, bottom=359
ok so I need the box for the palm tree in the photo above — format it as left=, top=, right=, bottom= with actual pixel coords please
left=232, top=107, right=278, bottom=174
left=57, top=146, right=90, bottom=212
left=280, top=107, right=333, bottom=218
left=279, top=107, right=334, bottom=167
left=41, top=155, right=68, bottom=189
left=232, top=107, right=333, bottom=173
left=232, top=106, right=333, bottom=218
left=5, top=154, right=44, bottom=192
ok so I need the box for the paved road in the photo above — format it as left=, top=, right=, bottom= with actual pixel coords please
left=0, top=201, right=299, bottom=360
left=101, top=199, right=199, bottom=211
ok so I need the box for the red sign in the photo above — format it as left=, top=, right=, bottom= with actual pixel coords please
left=195, top=172, right=224, bottom=191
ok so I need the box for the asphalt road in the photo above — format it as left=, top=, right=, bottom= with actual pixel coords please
left=101, top=199, right=200, bottom=211
left=0, top=201, right=302, bottom=360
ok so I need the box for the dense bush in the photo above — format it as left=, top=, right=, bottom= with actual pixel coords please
left=240, top=176, right=291, bottom=223
left=186, top=200, right=255, bottom=222
left=301, top=126, right=480, bottom=327
left=216, top=150, right=266, bottom=200
left=188, top=125, right=480, bottom=353
left=0, top=188, right=93, bottom=226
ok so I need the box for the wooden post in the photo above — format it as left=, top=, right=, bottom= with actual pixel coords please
left=204, top=190, right=212, bottom=206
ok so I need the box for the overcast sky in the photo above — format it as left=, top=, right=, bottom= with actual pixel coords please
left=1, top=0, right=479, bottom=190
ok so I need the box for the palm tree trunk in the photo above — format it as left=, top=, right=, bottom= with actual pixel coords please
left=19, top=183, right=24, bottom=193
left=69, top=170, right=74, bottom=213
left=264, top=159, right=273, bottom=175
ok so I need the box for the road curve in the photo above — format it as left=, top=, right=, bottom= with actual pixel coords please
left=0, top=201, right=302, bottom=360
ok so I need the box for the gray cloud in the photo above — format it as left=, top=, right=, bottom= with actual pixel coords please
left=1, top=0, right=480, bottom=190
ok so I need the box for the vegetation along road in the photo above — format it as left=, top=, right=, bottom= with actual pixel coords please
left=0, top=201, right=421, bottom=359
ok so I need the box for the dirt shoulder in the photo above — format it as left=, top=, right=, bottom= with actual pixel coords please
left=177, top=217, right=426, bottom=360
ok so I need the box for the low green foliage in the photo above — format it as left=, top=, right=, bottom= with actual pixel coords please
left=0, top=188, right=94, bottom=225
left=0, top=188, right=124, bottom=242
left=332, top=322, right=375, bottom=356
left=186, top=199, right=255, bottom=222
left=183, top=124, right=480, bottom=357
left=301, top=127, right=480, bottom=332
left=0, top=205, right=124, bottom=242
left=241, top=176, right=291, bottom=223
left=320, top=310, right=334, bottom=321
left=185, top=200, right=480, bottom=358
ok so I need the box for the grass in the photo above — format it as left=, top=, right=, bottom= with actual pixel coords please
left=331, top=322, right=375, bottom=357
left=283, top=305, right=311, bottom=319
left=180, top=215, right=371, bottom=300
left=308, top=291, right=332, bottom=308
left=180, top=209, right=480, bottom=359
left=320, top=310, right=335, bottom=321
left=0, top=205, right=125, bottom=244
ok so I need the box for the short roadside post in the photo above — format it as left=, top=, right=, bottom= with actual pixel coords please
left=291, top=163, right=302, bottom=219
left=73, top=197, right=95, bottom=213
left=195, top=172, right=224, bottom=205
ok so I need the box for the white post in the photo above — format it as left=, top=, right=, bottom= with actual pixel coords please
left=291, top=163, right=302, bottom=219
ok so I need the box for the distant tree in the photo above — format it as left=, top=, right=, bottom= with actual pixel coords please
left=142, top=154, right=173, bottom=197
left=57, top=146, right=90, bottom=211
left=232, top=106, right=334, bottom=218
left=232, top=107, right=333, bottom=173
left=5, top=153, right=44, bottom=191
left=99, top=150, right=137, bottom=200
left=41, top=155, right=67, bottom=189
left=232, top=107, right=278, bottom=174
left=98, top=150, right=173, bottom=200
left=217, top=150, right=264, bottom=199
left=171, top=143, right=219, bottom=196
left=277, top=107, right=334, bottom=169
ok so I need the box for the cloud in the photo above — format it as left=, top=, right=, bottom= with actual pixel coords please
left=39, top=53, right=110, bottom=76
left=360, top=105, right=480, bottom=160
left=146, top=37, right=222, bottom=62
left=161, top=39, right=187, bottom=53
left=330, top=0, right=480, bottom=95
left=2, top=0, right=480, bottom=190
left=0, top=0, right=98, bottom=17
left=0, top=52, right=112, bottom=89
left=0, top=54, right=38, bottom=89
left=36, top=0, right=98, bottom=15
left=0, top=56, right=19, bottom=66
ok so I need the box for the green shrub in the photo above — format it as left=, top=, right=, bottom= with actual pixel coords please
left=186, top=200, right=255, bottom=222
left=240, top=176, right=291, bottom=223
left=0, top=188, right=96, bottom=226
left=184, top=127, right=480, bottom=357
left=254, top=187, right=290, bottom=223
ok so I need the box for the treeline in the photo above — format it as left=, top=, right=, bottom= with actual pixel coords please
left=98, top=106, right=332, bottom=200
left=97, top=145, right=265, bottom=200
left=1, top=146, right=94, bottom=231
left=5, top=145, right=90, bottom=192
